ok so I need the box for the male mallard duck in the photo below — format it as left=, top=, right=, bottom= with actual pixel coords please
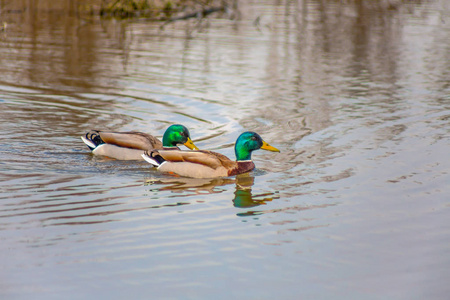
left=141, top=131, right=280, bottom=178
left=81, top=124, right=199, bottom=160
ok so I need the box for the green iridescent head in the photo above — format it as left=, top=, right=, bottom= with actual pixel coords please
left=234, top=131, right=280, bottom=161
left=162, top=124, right=198, bottom=150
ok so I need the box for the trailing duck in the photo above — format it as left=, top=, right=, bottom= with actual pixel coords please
left=81, top=124, right=198, bottom=160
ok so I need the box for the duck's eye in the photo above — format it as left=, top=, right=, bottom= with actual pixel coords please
left=251, top=136, right=257, bottom=141
left=180, top=132, right=185, bottom=137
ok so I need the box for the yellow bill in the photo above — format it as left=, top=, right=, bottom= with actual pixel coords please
left=184, top=137, right=199, bottom=150
left=261, top=140, right=280, bottom=152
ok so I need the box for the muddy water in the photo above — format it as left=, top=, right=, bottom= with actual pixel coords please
left=0, top=0, right=449, bottom=299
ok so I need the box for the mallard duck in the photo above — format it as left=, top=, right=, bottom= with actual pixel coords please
left=81, top=124, right=199, bottom=160
left=141, top=131, right=280, bottom=178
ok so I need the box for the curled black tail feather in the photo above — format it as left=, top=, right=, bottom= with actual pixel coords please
left=142, top=150, right=166, bottom=167
left=84, top=130, right=105, bottom=150
left=149, top=150, right=166, bottom=165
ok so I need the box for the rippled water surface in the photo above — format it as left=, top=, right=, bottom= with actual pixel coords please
left=1, top=0, right=449, bottom=299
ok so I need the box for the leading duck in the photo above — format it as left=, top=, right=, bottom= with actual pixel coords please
left=81, top=124, right=198, bottom=160
left=141, top=131, right=280, bottom=178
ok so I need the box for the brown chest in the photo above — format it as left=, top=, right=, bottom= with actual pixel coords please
left=228, top=161, right=255, bottom=176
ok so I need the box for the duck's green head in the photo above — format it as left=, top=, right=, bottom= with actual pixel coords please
left=234, top=131, right=280, bottom=161
left=163, top=124, right=199, bottom=150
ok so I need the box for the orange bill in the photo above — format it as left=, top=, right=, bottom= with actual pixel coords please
left=261, top=140, right=280, bottom=152
left=184, top=137, right=199, bottom=150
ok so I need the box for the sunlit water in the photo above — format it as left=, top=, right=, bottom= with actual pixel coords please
left=0, top=0, right=449, bottom=299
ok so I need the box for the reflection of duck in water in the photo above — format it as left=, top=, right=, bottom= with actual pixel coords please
left=145, top=176, right=235, bottom=194
left=81, top=124, right=199, bottom=160
left=145, top=174, right=278, bottom=208
left=142, top=132, right=279, bottom=178
left=233, top=175, right=279, bottom=208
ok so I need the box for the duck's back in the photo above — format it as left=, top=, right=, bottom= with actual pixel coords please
left=98, top=131, right=162, bottom=150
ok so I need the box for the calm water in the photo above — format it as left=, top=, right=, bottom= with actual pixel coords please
left=0, top=0, right=449, bottom=299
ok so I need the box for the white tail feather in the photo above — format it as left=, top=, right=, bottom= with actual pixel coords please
left=81, top=136, right=97, bottom=149
left=141, top=153, right=160, bottom=167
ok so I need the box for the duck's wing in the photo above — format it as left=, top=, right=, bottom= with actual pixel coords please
left=99, top=131, right=163, bottom=150
left=157, top=150, right=236, bottom=170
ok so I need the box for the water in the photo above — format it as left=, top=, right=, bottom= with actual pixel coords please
left=0, top=0, right=449, bottom=299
